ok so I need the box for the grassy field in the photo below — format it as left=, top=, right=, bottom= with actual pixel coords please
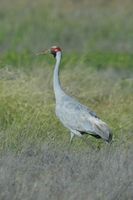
left=0, top=0, right=133, bottom=199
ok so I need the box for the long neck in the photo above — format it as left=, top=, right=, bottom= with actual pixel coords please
left=53, top=52, right=64, bottom=100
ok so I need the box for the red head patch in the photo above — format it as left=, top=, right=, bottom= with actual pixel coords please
left=50, top=46, right=62, bottom=57
left=51, top=46, right=62, bottom=54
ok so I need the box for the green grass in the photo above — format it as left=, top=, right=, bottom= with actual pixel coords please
left=0, top=0, right=133, bottom=199
left=0, top=65, right=132, bottom=152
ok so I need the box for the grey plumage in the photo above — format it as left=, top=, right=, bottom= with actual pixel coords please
left=42, top=46, right=112, bottom=143
left=56, top=92, right=112, bottom=142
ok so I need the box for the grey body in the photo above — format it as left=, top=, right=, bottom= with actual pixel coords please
left=53, top=51, right=112, bottom=142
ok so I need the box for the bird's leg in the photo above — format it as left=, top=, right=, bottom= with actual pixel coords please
left=66, top=132, right=74, bottom=152
left=70, top=132, right=75, bottom=143
left=70, top=130, right=82, bottom=143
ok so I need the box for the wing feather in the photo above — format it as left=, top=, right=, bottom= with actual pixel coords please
left=56, top=95, right=112, bottom=142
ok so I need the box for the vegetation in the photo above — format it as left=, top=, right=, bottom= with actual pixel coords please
left=0, top=143, right=132, bottom=200
left=0, top=0, right=133, bottom=199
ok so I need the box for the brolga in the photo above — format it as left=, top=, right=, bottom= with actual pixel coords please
left=37, top=46, right=112, bottom=143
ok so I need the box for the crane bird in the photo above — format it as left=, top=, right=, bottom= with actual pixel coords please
left=37, top=46, right=112, bottom=143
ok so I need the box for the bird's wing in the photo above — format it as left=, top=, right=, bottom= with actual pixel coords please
left=56, top=95, right=112, bottom=142
left=56, top=95, right=99, bottom=133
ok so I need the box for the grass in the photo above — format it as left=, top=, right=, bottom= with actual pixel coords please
left=0, top=0, right=133, bottom=199
left=0, top=143, right=132, bottom=200
left=0, top=66, right=132, bottom=152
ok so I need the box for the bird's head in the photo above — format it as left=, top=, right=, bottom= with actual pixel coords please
left=50, top=46, right=62, bottom=57
left=36, top=46, right=62, bottom=58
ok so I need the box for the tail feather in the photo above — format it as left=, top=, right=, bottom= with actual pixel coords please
left=90, top=117, right=112, bottom=142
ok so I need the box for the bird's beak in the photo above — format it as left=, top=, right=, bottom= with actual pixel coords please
left=36, top=49, right=50, bottom=56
